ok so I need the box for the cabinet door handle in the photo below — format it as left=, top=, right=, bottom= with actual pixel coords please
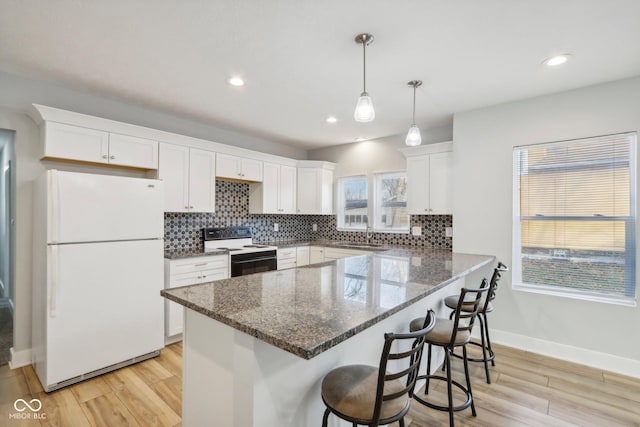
left=102, top=155, right=108, bottom=159
left=110, top=155, right=115, bottom=159
left=190, top=206, right=194, bottom=209
left=194, top=263, right=207, bottom=267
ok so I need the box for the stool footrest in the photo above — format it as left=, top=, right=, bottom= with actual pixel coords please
left=451, top=341, right=495, bottom=363
left=413, top=374, right=472, bottom=412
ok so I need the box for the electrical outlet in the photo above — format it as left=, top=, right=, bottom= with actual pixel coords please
left=411, top=226, right=422, bottom=236
left=445, top=227, right=453, bottom=237
left=274, top=223, right=279, bottom=232
left=312, top=223, right=318, bottom=232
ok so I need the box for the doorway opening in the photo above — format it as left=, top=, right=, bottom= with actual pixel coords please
left=0, top=129, right=16, bottom=366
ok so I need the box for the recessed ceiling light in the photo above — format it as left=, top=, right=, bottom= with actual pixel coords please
left=228, top=77, right=245, bottom=87
left=543, top=54, right=571, bottom=67
left=326, top=116, right=338, bottom=124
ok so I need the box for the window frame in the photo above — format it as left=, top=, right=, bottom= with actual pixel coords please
left=372, top=170, right=410, bottom=233
left=512, top=132, right=637, bottom=306
left=336, top=175, right=369, bottom=232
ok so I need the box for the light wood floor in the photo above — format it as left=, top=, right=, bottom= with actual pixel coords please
left=1, top=342, right=639, bottom=426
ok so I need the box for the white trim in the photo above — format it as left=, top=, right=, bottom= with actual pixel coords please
left=400, top=141, right=453, bottom=157
left=514, top=282, right=637, bottom=307
left=490, top=329, right=640, bottom=379
left=9, top=347, right=32, bottom=369
left=296, top=160, right=336, bottom=170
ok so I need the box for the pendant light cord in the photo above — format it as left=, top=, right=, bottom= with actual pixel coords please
left=362, top=40, right=367, bottom=93
left=412, top=85, right=416, bottom=125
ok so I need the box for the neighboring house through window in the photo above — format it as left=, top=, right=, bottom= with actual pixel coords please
left=337, top=176, right=368, bottom=230
left=373, top=171, right=409, bottom=232
left=512, top=132, right=637, bottom=305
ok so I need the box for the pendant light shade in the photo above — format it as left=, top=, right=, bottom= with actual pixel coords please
left=405, top=124, right=422, bottom=146
left=405, top=80, right=422, bottom=146
left=354, top=33, right=375, bottom=122
left=354, top=92, right=375, bottom=122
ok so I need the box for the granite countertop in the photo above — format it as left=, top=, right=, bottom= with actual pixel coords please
left=161, top=248, right=494, bottom=359
left=164, top=247, right=228, bottom=260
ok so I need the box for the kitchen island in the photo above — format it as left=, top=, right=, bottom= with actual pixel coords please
left=161, top=248, right=493, bottom=427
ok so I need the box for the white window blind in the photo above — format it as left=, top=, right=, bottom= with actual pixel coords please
left=512, top=132, right=637, bottom=305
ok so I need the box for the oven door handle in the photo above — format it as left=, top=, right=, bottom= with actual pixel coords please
left=231, top=256, right=277, bottom=264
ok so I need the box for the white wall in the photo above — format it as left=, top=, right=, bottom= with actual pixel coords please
left=0, top=71, right=307, bottom=160
left=452, top=76, right=640, bottom=377
left=0, top=109, right=42, bottom=360
left=308, top=126, right=452, bottom=178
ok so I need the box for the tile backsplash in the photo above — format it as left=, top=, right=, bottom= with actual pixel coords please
left=164, top=180, right=452, bottom=250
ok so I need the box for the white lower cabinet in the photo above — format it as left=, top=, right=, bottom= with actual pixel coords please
left=296, top=246, right=310, bottom=266
left=277, top=247, right=297, bottom=270
left=309, top=246, right=325, bottom=264
left=164, top=255, right=228, bottom=337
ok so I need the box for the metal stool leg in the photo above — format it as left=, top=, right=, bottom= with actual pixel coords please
left=483, top=313, right=495, bottom=367
left=322, top=409, right=330, bottom=427
left=425, top=343, right=432, bottom=394
left=462, top=344, right=477, bottom=417
left=445, top=347, right=454, bottom=427
left=478, top=314, right=491, bottom=384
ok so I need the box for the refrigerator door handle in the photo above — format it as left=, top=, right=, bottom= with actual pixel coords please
left=49, top=245, right=58, bottom=318
left=49, top=170, right=59, bottom=244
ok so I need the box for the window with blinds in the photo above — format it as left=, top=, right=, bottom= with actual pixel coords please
left=512, top=132, right=637, bottom=305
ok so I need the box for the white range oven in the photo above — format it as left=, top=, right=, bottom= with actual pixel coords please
left=203, top=226, right=278, bottom=277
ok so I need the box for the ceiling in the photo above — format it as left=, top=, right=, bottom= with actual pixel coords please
left=1, top=1, right=640, bottom=150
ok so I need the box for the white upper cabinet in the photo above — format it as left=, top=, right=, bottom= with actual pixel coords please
left=159, top=143, right=216, bottom=213
left=428, top=152, right=452, bottom=214
left=216, top=153, right=263, bottom=182
left=43, top=121, right=158, bottom=169
left=188, top=148, right=217, bottom=212
left=108, top=133, right=159, bottom=169
left=403, top=142, right=453, bottom=215
left=296, top=161, right=335, bottom=214
left=44, top=122, right=109, bottom=164
left=249, top=162, right=296, bottom=214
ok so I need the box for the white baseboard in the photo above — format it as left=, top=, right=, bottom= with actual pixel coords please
left=490, top=329, right=640, bottom=379
left=164, top=333, right=183, bottom=346
left=8, top=347, right=32, bottom=369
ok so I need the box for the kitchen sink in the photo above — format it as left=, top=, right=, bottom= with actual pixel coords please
left=332, top=242, right=385, bottom=249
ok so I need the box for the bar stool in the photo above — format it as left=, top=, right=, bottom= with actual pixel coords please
left=409, top=280, right=489, bottom=427
left=321, top=310, right=436, bottom=427
left=444, top=262, right=508, bottom=384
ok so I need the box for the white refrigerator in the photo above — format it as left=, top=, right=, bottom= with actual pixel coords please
left=32, top=170, right=165, bottom=391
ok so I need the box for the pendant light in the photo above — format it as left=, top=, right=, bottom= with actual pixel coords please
left=405, top=80, right=422, bottom=146
left=354, top=33, right=375, bottom=122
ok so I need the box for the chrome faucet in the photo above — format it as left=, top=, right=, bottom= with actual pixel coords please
left=365, top=223, right=373, bottom=244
